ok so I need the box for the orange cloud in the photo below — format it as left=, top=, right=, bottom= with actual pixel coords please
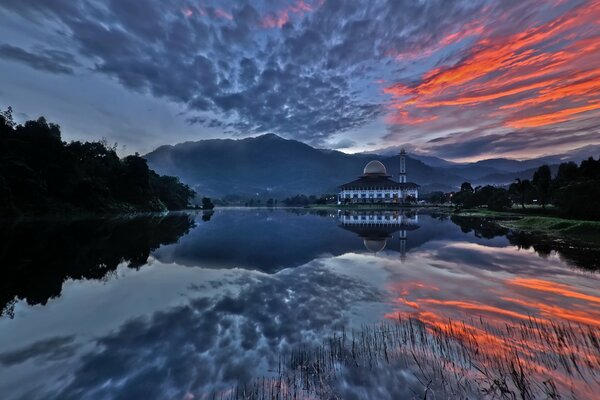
left=384, top=0, right=600, bottom=130
left=261, top=0, right=319, bottom=29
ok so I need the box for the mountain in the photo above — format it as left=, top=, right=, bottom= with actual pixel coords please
left=473, top=165, right=560, bottom=186
left=145, top=134, right=599, bottom=197
left=145, top=134, right=464, bottom=197
left=445, top=145, right=600, bottom=183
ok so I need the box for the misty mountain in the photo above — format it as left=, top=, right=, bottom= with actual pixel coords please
left=145, top=134, right=464, bottom=198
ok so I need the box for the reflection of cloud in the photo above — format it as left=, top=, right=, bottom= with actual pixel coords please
left=382, top=239, right=600, bottom=398
left=0, top=336, right=77, bottom=367
left=508, top=277, right=600, bottom=304
left=44, top=263, right=381, bottom=399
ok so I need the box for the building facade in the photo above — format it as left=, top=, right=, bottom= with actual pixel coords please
left=337, top=150, right=419, bottom=204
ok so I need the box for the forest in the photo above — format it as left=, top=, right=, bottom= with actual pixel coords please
left=0, top=108, right=195, bottom=216
left=450, top=160, right=600, bottom=219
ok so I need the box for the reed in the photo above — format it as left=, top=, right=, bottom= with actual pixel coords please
left=209, top=316, right=600, bottom=399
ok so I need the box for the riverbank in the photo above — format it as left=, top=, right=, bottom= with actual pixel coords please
left=456, top=208, right=600, bottom=244
left=304, top=203, right=452, bottom=211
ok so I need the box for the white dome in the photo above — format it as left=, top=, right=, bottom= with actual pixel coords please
left=363, top=160, right=387, bottom=175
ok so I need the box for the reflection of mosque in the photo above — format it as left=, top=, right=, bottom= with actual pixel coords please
left=338, top=211, right=420, bottom=259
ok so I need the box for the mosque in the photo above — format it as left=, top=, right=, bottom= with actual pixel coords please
left=337, top=149, right=419, bottom=204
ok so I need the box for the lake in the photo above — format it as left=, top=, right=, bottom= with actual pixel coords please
left=1, top=209, right=599, bottom=399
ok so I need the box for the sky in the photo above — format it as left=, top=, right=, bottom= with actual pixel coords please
left=0, top=0, right=599, bottom=161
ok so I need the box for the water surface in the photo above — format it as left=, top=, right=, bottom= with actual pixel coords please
left=1, top=209, right=598, bottom=399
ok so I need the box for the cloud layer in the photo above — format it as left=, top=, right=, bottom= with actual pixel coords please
left=0, top=0, right=598, bottom=158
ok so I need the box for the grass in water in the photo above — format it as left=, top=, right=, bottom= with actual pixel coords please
left=210, top=316, right=600, bottom=399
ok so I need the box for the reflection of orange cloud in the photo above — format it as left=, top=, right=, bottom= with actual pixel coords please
left=420, top=299, right=533, bottom=320
left=508, top=278, right=600, bottom=304
left=501, top=297, right=600, bottom=327
left=384, top=0, right=600, bottom=130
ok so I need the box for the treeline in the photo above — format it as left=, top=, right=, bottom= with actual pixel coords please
left=451, top=182, right=512, bottom=211
left=449, top=159, right=600, bottom=219
left=514, top=159, right=600, bottom=219
left=282, top=194, right=336, bottom=206
left=0, top=108, right=196, bottom=216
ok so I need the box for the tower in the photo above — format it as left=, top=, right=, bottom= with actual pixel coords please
left=399, top=149, right=407, bottom=183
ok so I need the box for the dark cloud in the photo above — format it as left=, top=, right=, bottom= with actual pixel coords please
left=0, top=0, right=493, bottom=146
left=0, top=44, right=77, bottom=74
left=420, top=121, right=600, bottom=160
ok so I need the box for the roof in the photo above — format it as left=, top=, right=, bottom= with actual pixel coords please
left=339, top=176, right=419, bottom=189
left=363, top=160, right=387, bottom=175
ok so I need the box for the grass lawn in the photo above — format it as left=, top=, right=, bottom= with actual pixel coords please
left=456, top=207, right=600, bottom=243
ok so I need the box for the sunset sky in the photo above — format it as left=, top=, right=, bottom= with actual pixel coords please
left=0, top=0, right=599, bottom=161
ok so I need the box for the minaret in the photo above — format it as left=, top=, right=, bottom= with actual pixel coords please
left=399, top=149, right=407, bottom=183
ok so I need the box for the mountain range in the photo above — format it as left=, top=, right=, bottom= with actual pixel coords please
left=145, top=134, right=599, bottom=198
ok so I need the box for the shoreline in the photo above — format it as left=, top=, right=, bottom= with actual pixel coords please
left=454, top=208, right=600, bottom=245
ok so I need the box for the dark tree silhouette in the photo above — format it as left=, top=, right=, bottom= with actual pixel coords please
left=509, top=178, right=532, bottom=209
left=532, top=165, right=552, bottom=209
left=0, top=108, right=195, bottom=216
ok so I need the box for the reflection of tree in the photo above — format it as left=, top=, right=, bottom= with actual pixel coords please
left=450, top=216, right=509, bottom=239
left=507, top=231, right=600, bottom=270
left=450, top=216, right=600, bottom=271
left=0, top=215, right=195, bottom=317
left=201, top=211, right=214, bottom=222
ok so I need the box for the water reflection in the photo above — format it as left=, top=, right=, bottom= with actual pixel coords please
left=0, top=209, right=598, bottom=399
left=0, top=214, right=195, bottom=317
left=338, top=211, right=419, bottom=258
left=451, top=215, right=600, bottom=269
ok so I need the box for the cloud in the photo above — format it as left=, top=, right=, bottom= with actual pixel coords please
left=416, top=120, right=600, bottom=160
left=329, top=138, right=356, bottom=149
left=0, top=44, right=77, bottom=75
left=0, top=0, right=598, bottom=158
left=382, top=0, right=600, bottom=159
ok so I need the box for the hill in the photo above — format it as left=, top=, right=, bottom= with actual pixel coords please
left=145, top=134, right=464, bottom=197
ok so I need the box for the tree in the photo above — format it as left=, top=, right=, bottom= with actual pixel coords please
left=202, top=197, right=215, bottom=210
left=509, top=178, right=531, bottom=209
left=552, top=157, right=600, bottom=220
left=0, top=109, right=195, bottom=215
left=555, top=162, right=578, bottom=184
left=487, top=189, right=512, bottom=211
left=532, top=165, right=552, bottom=209
left=460, top=182, right=474, bottom=193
